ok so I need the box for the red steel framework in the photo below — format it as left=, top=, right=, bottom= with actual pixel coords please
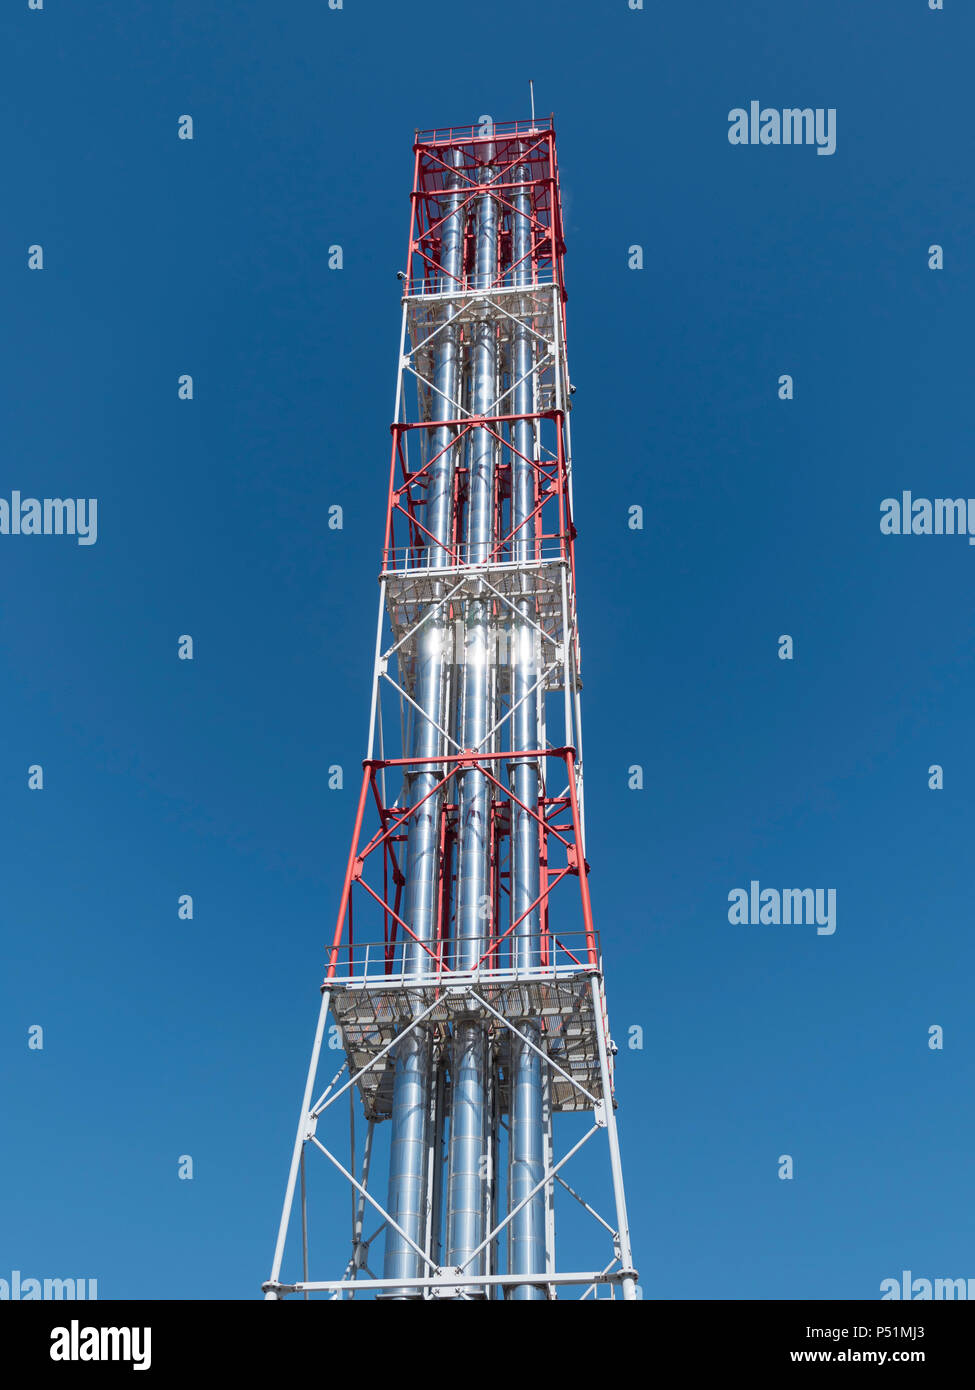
left=329, top=745, right=594, bottom=982
left=330, top=119, right=593, bottom=986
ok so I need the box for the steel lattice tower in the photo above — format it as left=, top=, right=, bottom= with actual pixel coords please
left=264, top=116, right=637, bottom=1301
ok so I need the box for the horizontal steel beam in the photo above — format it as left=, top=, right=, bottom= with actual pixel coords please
left=263, top=1268, right=634, bottom=1296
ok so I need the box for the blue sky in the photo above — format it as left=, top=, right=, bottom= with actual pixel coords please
left=2, top=0, right=972, bottom=1299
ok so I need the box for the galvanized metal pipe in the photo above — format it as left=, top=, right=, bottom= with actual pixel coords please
left=508, top=159, right=546, bottom=1297
left=383, top=152, right=465, bottom=1294
left=445, top=158, right=498, bottom=1291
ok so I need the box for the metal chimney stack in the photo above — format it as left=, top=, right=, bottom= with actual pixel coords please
left=264, top=116, right=638, bottom=1301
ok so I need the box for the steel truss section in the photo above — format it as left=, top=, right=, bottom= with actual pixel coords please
left=263, top=972, right=636, bottom=1301
left=265, top=117, right=637, bottom=1301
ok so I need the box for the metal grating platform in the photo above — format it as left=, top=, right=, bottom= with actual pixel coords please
left=329, top=972, right=609, bottom=1121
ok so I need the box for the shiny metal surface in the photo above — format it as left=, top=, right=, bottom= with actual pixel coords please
left=444, top=162, right=498, bottom=1289
left=382, top=152, right=465, bottom=1294
left=508, top=157, right=546, bottom=1297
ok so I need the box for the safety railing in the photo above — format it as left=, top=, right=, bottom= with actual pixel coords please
left=406, top=268, right=558, bottom=299
left=381, top=538, right=569, bottom=576
left=327, top=930, right=599, bottom=987
left=415, top=118, right=554, bottom=144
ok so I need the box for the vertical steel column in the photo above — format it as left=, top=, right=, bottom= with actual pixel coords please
left=383, top=151, right=465, bottom=1295
left=265, top=987, right=332, bottom=1299
left=593, top=974, right=638, bottom=1301
left=507, top=156, right=546, bottom=1298
left=445, top=152, right=498, bottom=1293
